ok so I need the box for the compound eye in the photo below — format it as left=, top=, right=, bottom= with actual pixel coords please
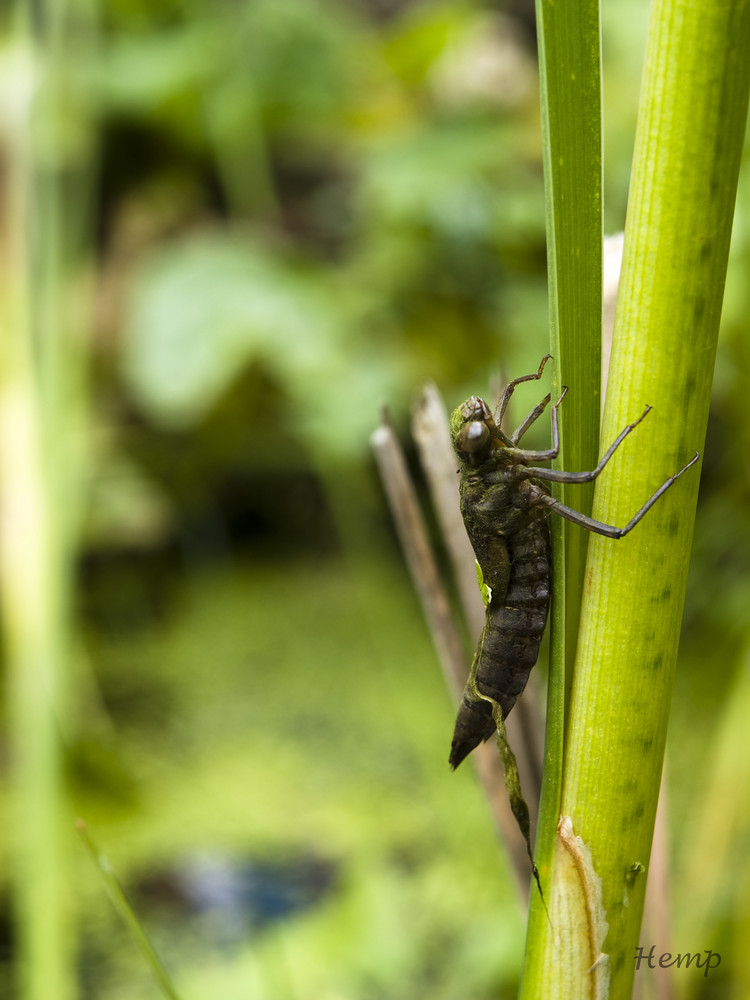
left=462, top=420, right=490, bottom=453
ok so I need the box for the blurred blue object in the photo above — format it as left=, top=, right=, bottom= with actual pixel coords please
left=135, top=850, right=339, bottom=949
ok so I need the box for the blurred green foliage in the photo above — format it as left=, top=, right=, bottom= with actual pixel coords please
left=25, top=1, right=551, bottom=996
left=94, top=0, right=548, bottom=446
left=1, top=0, right=748, bottom=996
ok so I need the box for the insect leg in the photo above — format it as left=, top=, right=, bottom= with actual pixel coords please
left=510, top=393, right=551, bottom=444
left=527, top=451, right=700, bottom=538
left=495, top=354, right=553, bottom=426
left=508, top=386, right=568, bottom=463
left=521, top=406, right=652, bottom=482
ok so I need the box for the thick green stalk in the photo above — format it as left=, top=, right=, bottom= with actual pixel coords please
left=0, top=68, right=70, bottom=1000
left=527, top=0, right=750, bottom=997
left=522, top=0, right=602, bottom=985
left=1, top=2, right=95, bottom=997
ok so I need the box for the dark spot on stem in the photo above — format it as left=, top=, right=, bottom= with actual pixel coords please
left=625, top=862, right=646, bottom=885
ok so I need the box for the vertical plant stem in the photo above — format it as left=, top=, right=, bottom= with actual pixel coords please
left=1, top=2, right=95, bottom=996
left=528, top=0, right=750, bottom=997
left=0, top=36, right=70, bottom=995
left=535, top=0, right=602, bottom=681
left=522, top=0, right=602, bottom=987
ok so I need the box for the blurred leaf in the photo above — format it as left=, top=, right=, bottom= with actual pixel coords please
left=93, top=25, right=216, bottom=113
left=382, top=4, right=472, bottom=86
left=123, top=233, right=344, bottom=422
left=230, top=0, right=360, bottom=136
left=91, top=24, right=216, bottom=156
left=96, top=0, right=363, bottom=150
left=361, top=119, right=542, bottom=241
left=121, top=231, right=412, bottom=457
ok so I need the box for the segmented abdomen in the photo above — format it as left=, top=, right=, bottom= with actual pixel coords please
left=449, top=516, right=550, bottom=769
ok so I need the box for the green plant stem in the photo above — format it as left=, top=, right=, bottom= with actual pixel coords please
left=0, top=25, right=69, bottom=999
left=1, top=3, right=96, bottom=997
left=77, top=823, right=184, bottom=1000
left=526, top=0, right=750, bottom=996
left=522, top=0, right=602, bottom=986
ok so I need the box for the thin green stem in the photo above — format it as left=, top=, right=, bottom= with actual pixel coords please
left=77, top=823, right=184, bottom=1000
left=522, top=0, right=602, bottom=990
